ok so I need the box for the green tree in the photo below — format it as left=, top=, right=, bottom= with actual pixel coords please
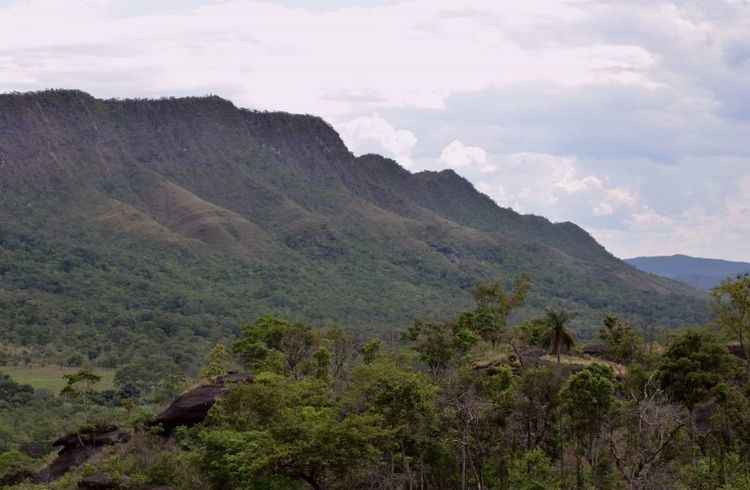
left=114, top=358, right=180, bottom=401
left=464, top=275, right=531, bottom=346
left=542, top=310, right=577, bottom=364
left=234, top=316, right=317, bottom=378
left=404, top=320, right=478, bottom=378
left=657, top=330, right=739, bottom=412
left=202, top=372, right=387, bottom=490
left=513, top=367, right=563, bottom=454
left=559, top=364, right=617, bottom=489
left=344, top=358, right=438, bottom=488
left=599, top=315, right=643, bottom=364
left=507, top=449, right=561, bottom=490
left=201, top=343, right=231, bottom=379
left=359, top=338, right=382, bottom=365
left=713, top=275, right=750, bottom=374
left=60, top=368, right=101, bottom=411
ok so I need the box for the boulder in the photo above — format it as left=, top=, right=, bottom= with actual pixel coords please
left=582, top=343, right=609, bottom=357
left=150, top=372, right=252, bottom=433
left=36, top=425, right=130, bottom=483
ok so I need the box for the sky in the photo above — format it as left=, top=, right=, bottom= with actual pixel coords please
left=2, top=0, right=750, bottom=261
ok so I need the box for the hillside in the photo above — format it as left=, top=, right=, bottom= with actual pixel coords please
left=626, top=255, right=750, bottom=290
left=0, top=89, right=709, bottom=369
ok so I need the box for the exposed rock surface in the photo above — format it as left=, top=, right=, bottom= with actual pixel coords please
left=150, top=372, right=253, bottom=433
left=36, top=425, right=130, bottom=483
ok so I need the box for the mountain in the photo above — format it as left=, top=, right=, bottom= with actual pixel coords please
left=626, top=254, right=750, bottom=290
left=0, top=90, right=709, bottom=368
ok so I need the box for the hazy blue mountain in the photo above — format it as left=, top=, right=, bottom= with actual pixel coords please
left=626, top=254, right=750, bottom=290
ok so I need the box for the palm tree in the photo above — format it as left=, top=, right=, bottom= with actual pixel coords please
left=543, top=309, right=576, bottom=364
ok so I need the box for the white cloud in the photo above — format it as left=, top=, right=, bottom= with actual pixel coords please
left=439, top=140, right=487, bottom=168
left=338, top=114, right=417, bottom=167
left=474, top=152, right=640, bottom=221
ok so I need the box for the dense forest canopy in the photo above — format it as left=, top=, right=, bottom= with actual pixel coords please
left=1, top=275, right=749, bottom=490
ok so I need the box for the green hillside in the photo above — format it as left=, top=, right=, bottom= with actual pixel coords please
left=0, top=90, right=709, bottom=370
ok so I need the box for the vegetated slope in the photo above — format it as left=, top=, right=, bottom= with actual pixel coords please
left=626, top=254, right=750, bottom=290
left=0, top=90, right=708, bottom=368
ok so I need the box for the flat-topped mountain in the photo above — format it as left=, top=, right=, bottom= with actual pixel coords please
left=0, top=90, right=708, bottom=365
left=626, top=254, right=750, bottom=290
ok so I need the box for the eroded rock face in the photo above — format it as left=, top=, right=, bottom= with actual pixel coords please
left=36, top=425, right=131, bottom=483
left=150, top=372, right=252, bottom=433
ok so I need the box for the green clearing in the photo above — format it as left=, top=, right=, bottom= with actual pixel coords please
left=0, top=365, right=115, bottom=393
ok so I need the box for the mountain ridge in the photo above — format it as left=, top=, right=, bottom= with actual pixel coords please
left=0, top=89, right=710, bottom=366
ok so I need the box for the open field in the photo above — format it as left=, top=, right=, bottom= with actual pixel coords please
left=0, top=365, right=116, bottom=392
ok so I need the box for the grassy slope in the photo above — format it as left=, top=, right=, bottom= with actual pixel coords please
left=0, top=366, right=115, bottom=393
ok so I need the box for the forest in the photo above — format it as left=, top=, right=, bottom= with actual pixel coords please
left=1, top=274, right=749, bottom=490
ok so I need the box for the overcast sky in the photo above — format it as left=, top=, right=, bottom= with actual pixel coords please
left=2, top=0, right=750, bottom=261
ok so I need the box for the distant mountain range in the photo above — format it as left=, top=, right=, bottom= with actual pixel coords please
left=0, top=90, right=710, bottom=365
left=626, top=255, right=750, bottom=290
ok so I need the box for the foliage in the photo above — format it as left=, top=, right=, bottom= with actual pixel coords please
left=507, top=449, right=561, bottom=490
left=0, top=373, right=34, bottom=408
left=202, top=373, right=388, bottom=490
left=657, top=330, right=739, bottom=410
left=599, top=314, right=644, bottom=364
left=201, top=343, right=232, bottom=379
left=713, top=275, right=750, bottom=372
left=542, top=309, right=577, bottom=363
left=403, top=319, right=478, bottom=377
left=460, top=275, right=530, bottom=346
left=233, top=316, right=318, bottom=378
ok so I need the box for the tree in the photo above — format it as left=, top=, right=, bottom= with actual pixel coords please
left=559, top=364, right=617, bottom=489
left=507, top=449, right=561, bottom=490
left=404, top=320, right=478, bottom=378
left=202, top=373, right=387, bottom=490
left=464, top=275, right=531, bottom=346
left=543, top=310, right=576, bottom=364
left=60, top=368, right=101, bottom=412
left=233, top=316, right=318, bottom=378
left=0, top=373, right=34, bottom=408
left=607, top=379, right=687, bottom=489
left=599, top=315, right=643, bottom=364
left=713, top=275, right=750, bottom=374
left=443, top=366, right=514, bottom=490
left=114, top=358, right=180, bottom=402
left=321, top=327, right=355, bottom=382
left=512, top=367, right=564, bottom=454
left=657, top=330, right=739, bottom=412
left=360, top=338, right=382, bottom=365
left=344, top=358, right=438, bottom=488
left=201, top=343, right=231, bottom=379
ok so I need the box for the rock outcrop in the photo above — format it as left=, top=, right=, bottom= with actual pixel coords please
left=150, top=372, right=253, bottom=433
left=36, top=425, right=130, bottom=483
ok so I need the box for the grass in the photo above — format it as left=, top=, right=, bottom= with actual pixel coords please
left=0, top=365, right=116, bottom=393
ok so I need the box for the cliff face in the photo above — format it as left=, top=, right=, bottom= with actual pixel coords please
left=0, top=90, right=709, bottom=342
